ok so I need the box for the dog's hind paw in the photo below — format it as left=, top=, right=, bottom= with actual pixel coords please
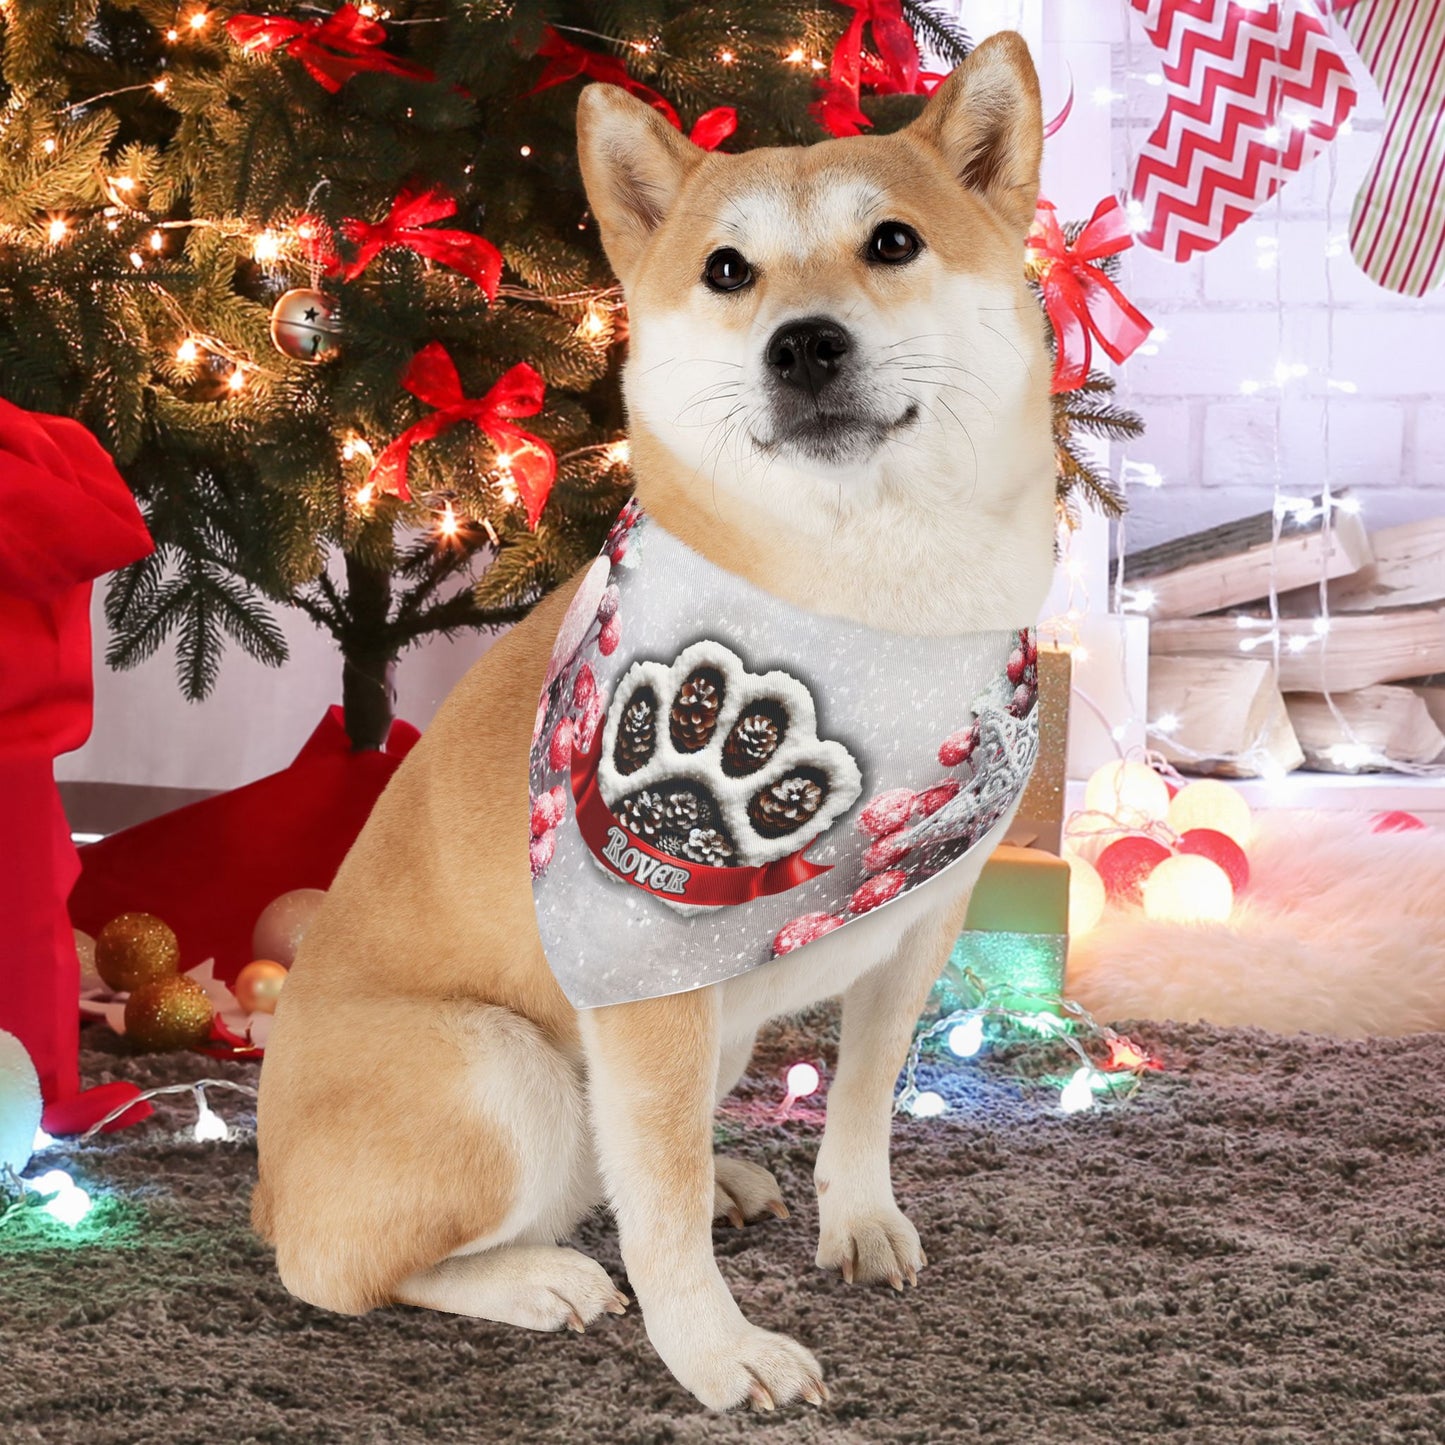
left=713, top=1155, right=789, bottom=1228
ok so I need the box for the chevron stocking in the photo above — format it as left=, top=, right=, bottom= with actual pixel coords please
left=1336, top=0, right=1445, bottom=296
left=1129, top=0, right=1358, bottom=262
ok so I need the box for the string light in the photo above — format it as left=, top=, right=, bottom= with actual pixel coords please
left=129, top=250, right=144, bottom=268
left=354, top=482, right=376, bottom=508
left=176, top=338, right=199, bottom=363
left=438, top=500, right=460, bottom=537
left=227, top=367, right=246, bottom=393
left=42, top=137, right=56, bottom=153
left=192, top=1088, right=229, bottom=1142
left=520, top=145, right=532, bottom=157
left=31, top=1169, right=93, bottom=1226
left=252, top=230, right=280, bottom=263
left=189, top=9, right=209, bottom=29
left=580, top=306, right=606, bottom=339
left=47, top=218, right=68, bottom=244
left=718, top=49, right=736, bottom=65
left=785, top=47, right=806, bottom=63
left=604, top=438, right=630, bottom=466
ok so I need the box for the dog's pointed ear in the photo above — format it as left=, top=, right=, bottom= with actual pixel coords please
left=577, top=84, right=703, bottom=286
left=907, top=32, right=1043, bottom=235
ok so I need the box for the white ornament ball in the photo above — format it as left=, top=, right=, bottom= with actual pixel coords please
left=1166, top=779, right=1254, bottom=849
left=1067, top=855, right=1107, bottom=937
left=1084, top=760, right=1171, bottom=832
left=1142, top=853, right=1235, bottom=924
left=0, top=1029, right=43, bottom=1175
left=251, top=889, right=327, bottom=968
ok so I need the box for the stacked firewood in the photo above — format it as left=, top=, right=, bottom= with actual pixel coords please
left=1126, top=497, right=1445, bottom=775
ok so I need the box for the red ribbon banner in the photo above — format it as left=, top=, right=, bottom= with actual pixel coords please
left=529, top=28, right=737, bottom=151
left=226, top=5, right=436, bottom=93
left=811, top=0, right=944, bottom=138
left=338, top=186, right=502, bottom=299
left=1027, top=196, right=1154, bottom=394
left=569, top=730, right=832, bottom=907
left=367, top=343, right=556, bottom=526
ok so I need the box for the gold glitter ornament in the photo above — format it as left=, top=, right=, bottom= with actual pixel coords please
left=124, top=975, right=214, bottom=1052
left=94, top=913, right=181, bottom=992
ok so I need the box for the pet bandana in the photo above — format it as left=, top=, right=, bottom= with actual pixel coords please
left=529, top=501, right=1040, bottom=1008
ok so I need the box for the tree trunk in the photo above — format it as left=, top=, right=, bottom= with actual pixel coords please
left=341, top=553, right=398, bottom=752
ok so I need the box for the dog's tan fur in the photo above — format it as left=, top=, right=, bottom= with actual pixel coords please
left=255, top=33, right=1050, bottom=1411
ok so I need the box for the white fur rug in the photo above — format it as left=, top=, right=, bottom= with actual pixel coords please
left=1066, top=810, right=1445, bottom=1037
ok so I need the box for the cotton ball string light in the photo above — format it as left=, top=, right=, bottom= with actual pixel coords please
left=252, top=888, right=326, bottom=967
left=909, top=1090, right=947, bottom=1117
left=0, top=1029, right=43, bottom=1176
left=1177, top=828, right=1250, bottom=893
left=1083, top=760, right=1171, bottom=831
left=948, top=1016, right=985, bottom=1058
left=778, top=1060, right=821, bottom=1118
left=1066, top=855, right=1107, bottom=936
left=1063, top=812, right=1117, bottom=865
left=1142, top=853, right=1235, bottom=924
left=30, top=1168, right=92, bottom=1227
left=1096, top=835, right=1172, bottom=904
left=1166, top=779, right=1253, bottom=849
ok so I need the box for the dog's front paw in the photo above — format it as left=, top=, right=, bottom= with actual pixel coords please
left=713, top=1155, right=789, bottom=1228
left=816, top=1199, right=926, bottom=1290
left=659, top=1318, right=827, bottom=1412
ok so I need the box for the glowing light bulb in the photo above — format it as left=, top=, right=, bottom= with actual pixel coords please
left=1142, top=853, right=1234, bottom=923
left=719, top=49, right=735, bottom=64
left=786, top=47, right=806, bottom=63
left=189, top=9, right=208, bottom=28
left=149, top=229, right=164, bottom=251
left=439, top=500, right=460, bottom=537
left=1084, top=760, right=1171, bottom=831
left=113, top=175, right=135, bottom=192
left=129, top=250, right=144, bottom=268
left=948, top=1018, right=985, bottom=1059
left=167, top=27, right=179, bottom=41
left=227, top=367, right=246, bottom=392
left=1166, top=778, right=1253, bottom=848
left=253, top=230, right=280, bottom=263
left=810, top=58, right=826, bottom=71
left=32, top=1170, right=93, bottom=1227
left=176, top=338, right=199, bottom=363
left=47, top=218, right=68, bottom=244
left=193, top=1096, right=229, bottom=1142
left=354, top=482, right=375, bottom=508
left=910, top=1091, right=946, bottom=1118
left=1066, top=855, right=1107, bottom=936
left=520, top=145, right=532, bottom=157
left=605, top=439, right=630, bottom=466
left=786, top=1062, right=820, bottom=1098
left=581, top=307, right=606, bottom=338
left=632, top=40, right=649, bottom=54
left=153, top=77, right=169, bottom=95
left=42, top=137, right=56, bottom=153
left=1059, top=1067, right=1097, bottom=1114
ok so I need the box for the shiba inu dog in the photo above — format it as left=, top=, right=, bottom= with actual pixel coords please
left=253, top=32, right=1052, bottom=1412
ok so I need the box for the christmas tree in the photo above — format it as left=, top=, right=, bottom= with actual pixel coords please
left=0, top=3, right=1129, bottom=751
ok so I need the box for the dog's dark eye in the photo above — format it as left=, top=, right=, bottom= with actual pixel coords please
left=703, top=248, right=752, bottom=292
left=868, top=222, right=921, bottom=265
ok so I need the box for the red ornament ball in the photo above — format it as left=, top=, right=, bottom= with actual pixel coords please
left=1372, top=810, right=1427, bottom=834
left=1096, top=835, right=1172, bottom=904
left=1177, top=828, right=1250, bottom=892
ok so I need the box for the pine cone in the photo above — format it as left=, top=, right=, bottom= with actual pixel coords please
left=748, top=769, right=827, bottom=839
left=678, top=827, right=734, bottom=866
left=661, top=785, right=715, bottom=832
left=613, top=687, right=657, bottom=775
left=616, top=789, right=665, bottom=841
left=669, top=666, right=725, bottom=753
left=721, top=702, right=786, bottom=777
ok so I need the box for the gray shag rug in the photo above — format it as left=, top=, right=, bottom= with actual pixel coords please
left=4, top=1013, right=1445, bottom=1444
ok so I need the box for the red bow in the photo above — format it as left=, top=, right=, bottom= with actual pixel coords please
left=337, top=186, right=502, bottom=299
left=1027, top=197, right=1153, bottom=394
left=368, top=344, right=555, bottom=528
left=529, top=28, right=738, bottom=151
left=811, top=0, right=934, bottom=138
left=226, top=5, right=435, bottom=93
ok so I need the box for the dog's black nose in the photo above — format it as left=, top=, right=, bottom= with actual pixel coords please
left=765, top=318, right=852, bottom=395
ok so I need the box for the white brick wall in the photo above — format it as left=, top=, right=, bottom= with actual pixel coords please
left=1110, top=19, right=1445, bottom=551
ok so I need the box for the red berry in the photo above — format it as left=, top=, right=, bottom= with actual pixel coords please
left=1177, top=828, right=1250, bottom=892
left=1096, top=835, right=1171, bottom=904
left=858, top=788, right=917, bottom=839
left=598, top=617, right=621, bottom=656
left=530, top=785, right=566, bottom=837
left=571, top=662, right=596, bottom=710
left=848, top=869, right=907, bottom=914
left=608, top=541, right=628, bottom=565
left=596, top=584, right=620, bottom=624
left=772, top=912, right=844, bottom=956
left=864, top=834, right=912, bottom=871
left=939, top=723, right=979, bottom=767
left=1007, top=647, right=1027, bottom=685
left=576, top=694, right=604, bottom=751
left=913, top=780, right=960, bottom=817
left=548, top=718, right=573, bottom=772
left=529, top=829, right=556, bottom=878
left=1007, top=683, right=1036, bottom=718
